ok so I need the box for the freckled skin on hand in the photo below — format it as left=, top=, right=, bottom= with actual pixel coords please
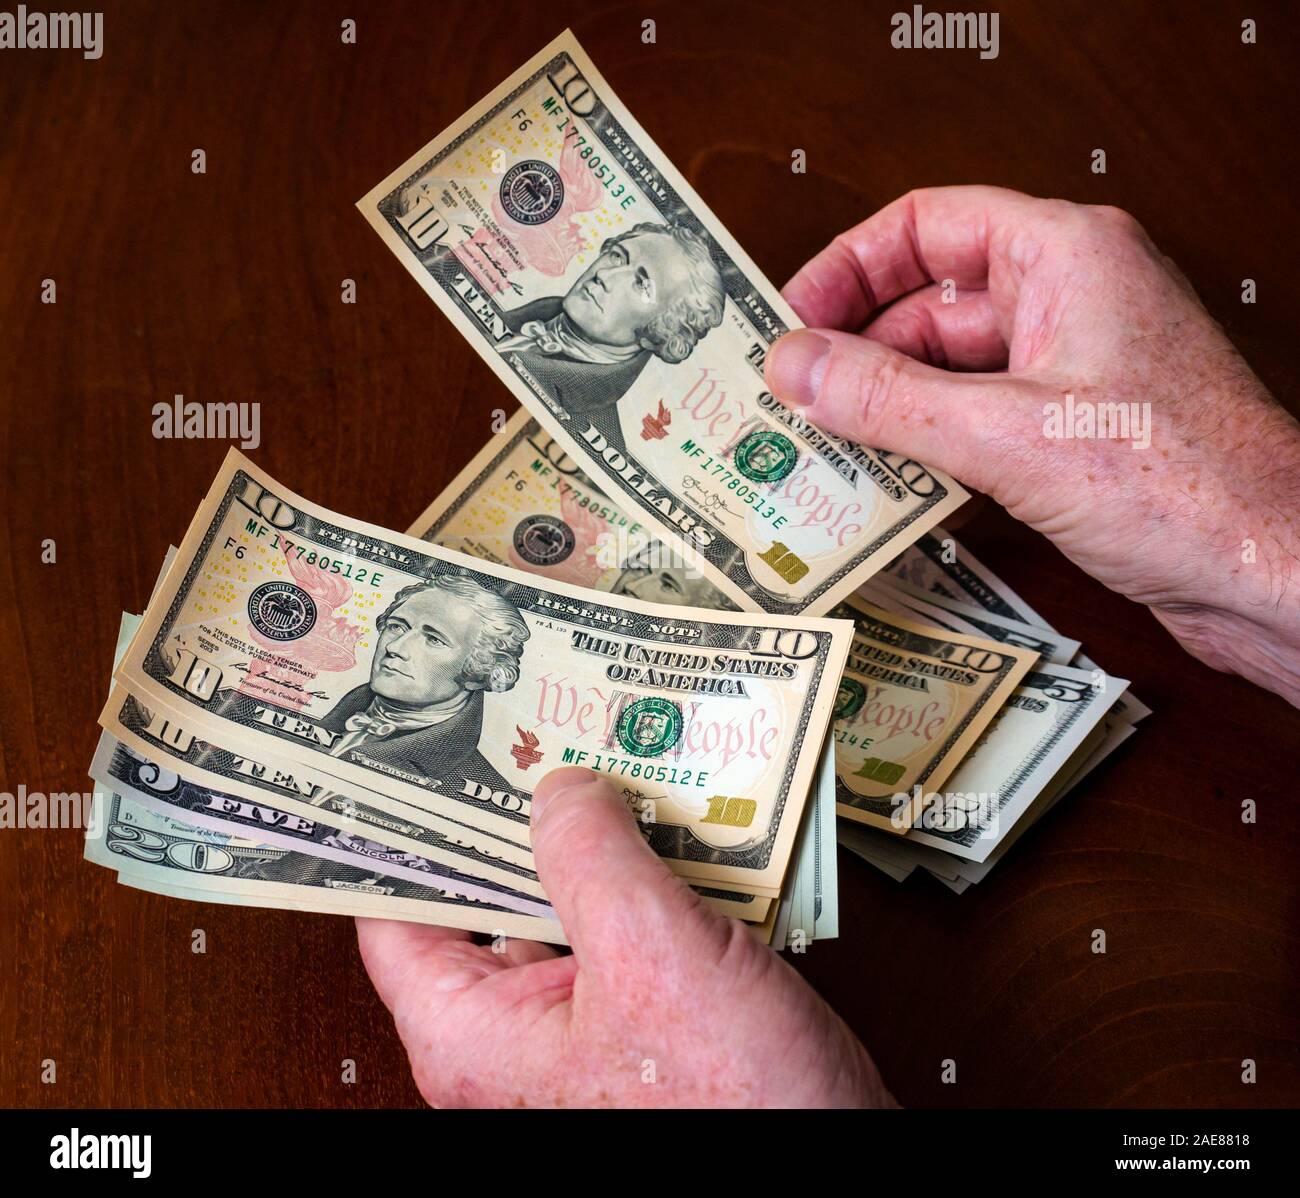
left=358, top=770, right=895, bottom=1109
left=766, top=186, right=1300, bottom=709
left=359, top=186, right=1300, bottom=1113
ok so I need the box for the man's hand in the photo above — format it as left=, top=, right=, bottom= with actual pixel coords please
left=357, top=766, right=893, bottom=1108
left=766, top=186, right=1300, bottom=706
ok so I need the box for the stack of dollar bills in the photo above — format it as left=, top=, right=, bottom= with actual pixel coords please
left=89, top=451, right=853, bottom=947
left=839, top=531, right=1147, bottom=892
left=85, top=30, right=1141, bottom=947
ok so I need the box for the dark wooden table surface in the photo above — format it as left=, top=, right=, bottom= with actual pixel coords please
left=2, top=0, right=1297, bottom=1108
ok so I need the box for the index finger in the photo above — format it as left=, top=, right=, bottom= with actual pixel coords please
left=781, top=184, right=1043, bottom=330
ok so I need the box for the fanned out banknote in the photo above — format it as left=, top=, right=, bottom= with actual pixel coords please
left=83, top=33, right=1145, bottom=950
left=405, top=412, right=1142, bottom=900
left=87, top=567, right=842, bottom=945
left=858, top=575, right=1081, bottom=665
left=89, top=610, right=793, bottom=942
left=409, top=408, right=738, bottom=611
left=358, top=29, right=968, bottom=618
left=99, top=681, right=548, bottom=899
left=90, top=728, right=554, bottom=915
left=829, top=595, right=1038, bottom=831
left=87, top=788, right=566, bottom=941
left=87, top=500, right=1143, bottom=940
left=102, top=449, right=859, bottom=923
left=839, top=526, right=1145, bottom=887
left=90, top=609, right=565, bottom=939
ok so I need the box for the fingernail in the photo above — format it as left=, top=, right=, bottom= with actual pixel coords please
left=530, top=766, right=595, bottom=821
left=768, top=330, right=831, bottom=408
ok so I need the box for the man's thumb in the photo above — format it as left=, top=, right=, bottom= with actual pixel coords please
left=529, top=767, right=729, bottom=965
left=765, top=327, right=1039, bottom=494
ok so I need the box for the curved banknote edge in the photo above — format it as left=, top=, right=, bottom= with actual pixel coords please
left=94, top=738, right=767, bottom=925
left=902, top=661, right=1127, bottom=862
left=882, top=527, right=1052, bottom=627
left=95, top=616, right=768, bottom=928
left=118, top=865, right=772, bottom=940
left=85, top=792, right=567, bottom=943
left=409, top=408, right=738, bottom=611
left=94, top=611, right=552, bottom=915
left=828, top=595, right=1038, bottom=831
left=101, top=681, right=544, bottom=895
left=90, top=730, right=553, bottom=918
left=881, top=526, right=1150, bottom=725
left=358, top=28, right=967, bottom=616
left=860, top=576, right=1081, bottom=665
left=116, top=450, right=852, bottom=892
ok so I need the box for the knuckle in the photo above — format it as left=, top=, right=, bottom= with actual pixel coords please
left=826, top=230, right=862, bottom=275
left=1035, top=196, right=1084, bottom=225
left=1088, top=203, right=1146, bottom=240
left=851, top=350, right=908, bottom=434
left=896, top=186, right=929, bottom=213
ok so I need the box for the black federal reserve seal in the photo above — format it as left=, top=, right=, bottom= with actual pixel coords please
left=513, top=515, right=576, bottom=566
left=500, top=160, right=564, bottom=225
left=248, top=582, right=317, bottom=641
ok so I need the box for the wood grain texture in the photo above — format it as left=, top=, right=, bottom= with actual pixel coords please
left=0, top=0, right=1296, bottom=1108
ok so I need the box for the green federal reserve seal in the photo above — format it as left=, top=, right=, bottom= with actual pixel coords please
left=617, top=697, right=684, bottom=757
left=734, top=429, right=798, bottom=483
left=834, top=677, right=867, bottom=720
